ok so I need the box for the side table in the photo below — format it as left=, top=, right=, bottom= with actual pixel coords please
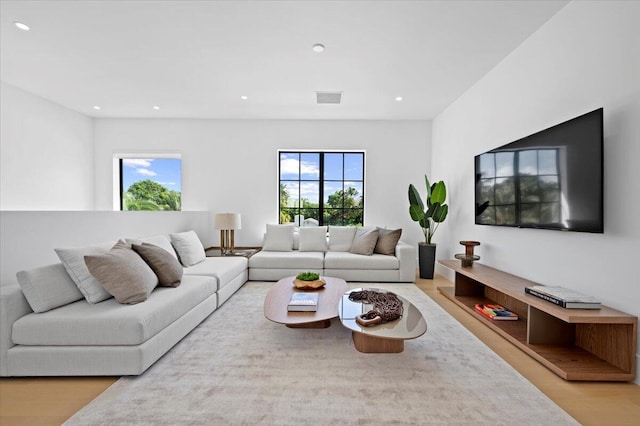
left=205, top=247, right=261, bottom=258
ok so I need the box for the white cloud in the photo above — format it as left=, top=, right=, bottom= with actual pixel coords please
left=123, top=159, right=153, bottom=168
left=280, top=158, right=319, bottom=177
left=136, top=168, right=157, bottom=176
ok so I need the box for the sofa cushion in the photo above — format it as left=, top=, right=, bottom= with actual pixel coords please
left=16, top=263, right=84, bottom=313
left=328, top=226, right=357, bottom=252
left=374, top=228, right=402, bottom=255
left=126, top=234, right=177, bottom=259
left=12, top=275, right=216, bottom=346
left=55, top=241, right=115, bottom=304
left=182, top=257, right=248, bottom=290
left=298, top=227, right=327, bottom=252
left=349, top=228, right=379, bottom=256
left=85, top=240, right=159, bottom=304
left=324, top=251, right=400, bottom=270
left=132, top=243, right=183, bottom=287
left=170, top=231, right=206, bottom=266
left=262, top=224, right=294, bottom=251
left=249, top=250, right=324, bottom=269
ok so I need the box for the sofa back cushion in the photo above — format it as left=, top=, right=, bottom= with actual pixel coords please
left=262, top=224, right=294, bottom=251
left=328, top=226, right=357, bottom=252
left=349, top=228, right=380, bottom=256
left=55, top=241, right=115, bottom=304
left=170, top=231, right=206, bottom=266
left=16, top=263, right=84, bottom=313
left=298, top=227, right=328, bottom=252
left=85, top=240, right=159, bottom=304
left=132, top=243, right=183, bottom=287
left=374, top=228, right=402, bottom=255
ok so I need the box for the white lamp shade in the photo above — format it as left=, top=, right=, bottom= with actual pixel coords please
left=214, top=213, right=241, bottom=230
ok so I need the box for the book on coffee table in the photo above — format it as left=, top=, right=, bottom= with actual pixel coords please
left=287, top=292, right=319, bottom=312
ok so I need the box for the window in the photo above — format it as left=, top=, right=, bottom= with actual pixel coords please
left=116, top=155, right=182, bottom=211
left=477, top=149, right=560, bottom=225
left=279, top=151, right=364, bottom=226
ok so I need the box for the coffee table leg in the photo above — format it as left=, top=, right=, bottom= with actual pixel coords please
left=286, top=319, right=331, bottom=329
left=352, top=331, right=404, bottom=353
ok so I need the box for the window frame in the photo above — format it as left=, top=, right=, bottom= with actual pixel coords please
left=113, top=153, right=182, bottom=211
left=277, top=150, right=365, bottom=226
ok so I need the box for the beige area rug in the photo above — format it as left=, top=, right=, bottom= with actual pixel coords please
left=65, top=282, right=577, bottom=425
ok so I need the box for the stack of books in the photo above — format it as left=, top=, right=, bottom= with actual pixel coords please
left=525, top=285, right=601, bottom=309
left=287, top=292, right=319, bottom=312
left=474, top=304, right=518, bottom=321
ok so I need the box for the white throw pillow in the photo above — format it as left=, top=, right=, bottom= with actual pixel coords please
left=328, top=226, right=357, bottom=252
left=170, top=230, right=206, bottom=266
left=55, top=241, right=115, bottom=304
left=262, top=224, right=294, bottom=251
left=298, top=227, right=328, bottom=252
left=17, top=263, right=84, bottom=313
left=125, top=234, right=177, bottom=259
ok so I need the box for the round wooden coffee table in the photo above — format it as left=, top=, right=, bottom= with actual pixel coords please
left=338, top=288, right=427, bottom=353
left=264, top=276, right=348, bottom=329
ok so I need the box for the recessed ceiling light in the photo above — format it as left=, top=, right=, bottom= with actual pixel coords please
left=92, top=105, right=101, bottom=110
left=312, top=43, right=325, bottom=53
left=240, top=95, right=248, bottom=100
left=395, top=96, right=403, bottom=102
left=153, top=105, right=160, bottom=110
left=14, top=21, right=30, bottom=31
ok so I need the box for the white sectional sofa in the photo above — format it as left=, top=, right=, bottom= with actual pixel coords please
left=249, top=225, right=416, bottom=282
left=0, top=232, right=248, bottom=377
left=0, top=225, right=416, bottom=377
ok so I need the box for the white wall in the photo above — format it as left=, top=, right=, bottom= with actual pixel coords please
left=0, top=211, right=211, bottom=284
left=93, top=119, right=431, bottom=247
left=0, top=82, right=95, bottom=210
left=431, top=0, right=640, bottom=381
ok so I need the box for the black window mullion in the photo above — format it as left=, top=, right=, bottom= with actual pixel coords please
left=319, top=153, right=325, bottom=226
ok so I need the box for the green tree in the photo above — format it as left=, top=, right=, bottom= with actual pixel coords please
left=124, top=180, right=181, bottom=211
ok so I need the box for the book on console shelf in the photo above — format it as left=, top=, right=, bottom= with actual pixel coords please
left=524, top=285, right=601, bottom=309
left=287, top=292, right=319, bottom=312
left=474, top=304, right=518, bottom=321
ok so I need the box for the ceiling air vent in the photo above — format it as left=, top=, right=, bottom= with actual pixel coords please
left=316, top=91, right=342, bottom=104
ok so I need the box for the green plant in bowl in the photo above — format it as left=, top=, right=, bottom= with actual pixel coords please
left=296, top=272, right=320, bottom=281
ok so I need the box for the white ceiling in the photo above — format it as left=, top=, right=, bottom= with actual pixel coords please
left=0, top=1, right=568, bottom=120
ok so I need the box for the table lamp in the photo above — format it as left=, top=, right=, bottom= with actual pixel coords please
left=214, top=213, right=241, bottom=254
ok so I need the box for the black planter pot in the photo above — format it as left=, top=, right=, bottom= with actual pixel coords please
left=418, top=243, right=436, bottom=279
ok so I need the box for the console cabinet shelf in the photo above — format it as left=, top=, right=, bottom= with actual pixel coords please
left=438, top=260, right=637, bottom=381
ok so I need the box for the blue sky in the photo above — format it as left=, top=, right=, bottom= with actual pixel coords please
left=122, top=158, right=182, bottom=192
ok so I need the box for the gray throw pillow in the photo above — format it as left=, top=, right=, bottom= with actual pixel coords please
left=170, top=231, right=206, bottom=266
left=132, top=243, right=183, bottom=287
left=84, top=240, right=158, bottom=304
left=374, top=228, right=402, bottom=255
left=349, top=228, right=380, bottom=256
left=55, top=241, right=115, bottom=304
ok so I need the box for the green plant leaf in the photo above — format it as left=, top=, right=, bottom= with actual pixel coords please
left=431, top=181, right=446, bottom=204
left=409, top=205, right=425, bottom=221
left=425, top=201, right=439, bottom=218
left=424, top=175, right=432, bottom=200
left=408, top=184, right=425, bottom=211
left=433, top=204, right=449, bottom=223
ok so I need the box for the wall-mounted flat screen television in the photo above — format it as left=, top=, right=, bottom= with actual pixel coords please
left=475, top=108, right=603, bottom=233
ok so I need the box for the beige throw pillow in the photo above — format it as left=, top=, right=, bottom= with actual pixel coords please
left=132, top=243, right=183, bottom=287
left=374, top=228, right=402, bottom=255
left=84, top=240, right=158, bottom=304
left=349, top=228, right=380, bottom=256
left=262, top=224, right=294, bottom=251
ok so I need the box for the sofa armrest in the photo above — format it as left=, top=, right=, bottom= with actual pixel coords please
left=0, top=284, right=33, bottom=376
left=395, top=242, right=417, bottom=282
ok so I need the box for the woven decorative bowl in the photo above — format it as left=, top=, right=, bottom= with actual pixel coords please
left=293, top=278, right=326, bottom=290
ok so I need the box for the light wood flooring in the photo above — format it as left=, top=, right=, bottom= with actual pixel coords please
left=1, top=274, right=639, bottom=425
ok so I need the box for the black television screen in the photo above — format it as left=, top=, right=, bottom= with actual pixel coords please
left=475, top=108, right=603, bottom=233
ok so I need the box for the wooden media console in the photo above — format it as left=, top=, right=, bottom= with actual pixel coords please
left=439, top=260, right=637, bottom=381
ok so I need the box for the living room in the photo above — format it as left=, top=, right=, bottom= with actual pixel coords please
left=1, top=0, right=639, bottom=424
